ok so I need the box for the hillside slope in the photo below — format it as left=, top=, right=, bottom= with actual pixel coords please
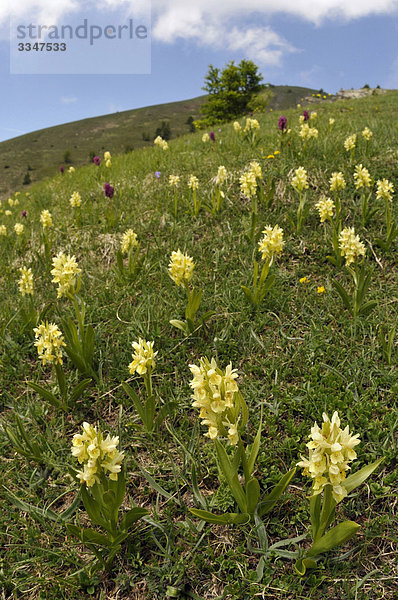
left=0, top=85, right=319, bottom=197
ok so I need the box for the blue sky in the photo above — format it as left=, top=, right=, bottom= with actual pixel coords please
left=0, top=0, right=397, bottom=142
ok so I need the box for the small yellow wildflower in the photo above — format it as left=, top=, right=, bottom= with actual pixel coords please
left=128, top=338, right=157, bottom=376
left=297, top=411, right=360, bottom=503
left=18, top=266, right=34, bottom=296
left=202, top=133, right=210, bottom=143
left=258, top=225, right=284, bottom=260
left=317, top=286, right=325, bottom=294
left=361, top=127, right=373, bottom=141
left=71, top=422, right=124, bottom=487
left=68, top=166, right=75, bottom=173
left=120, top=229, right=138, bottom=254
left=34, top=321, right=65, bottom=365
left=233, top=121, right=242, bottom=133
left=299, top=123, right=318, bottom=141
left=168, top=249, right=195, bottom=287
left=310, top=111, right=317, bottom=120
left=329, top=171, right=346, bottom=192
left=0, top=225, right=7, bottom=236
left=168, top=174, right=180, bottom=187
left=154, top=136, right=169, bottom=150
left=51, top=252, right=81, bottom=298
left=70, top=192, right=82, bottom=208
left=376, top=179, right=394, bottom=201
left=344, top=134, right=357, bottom=152
left=339, top=227, right=366, bottom=266
left=291, top=167, right=309, bottom=192
left=249, top=161, right=262, bottom=179
left=5, top=210, right=12, bottom=216
left=239, top=171, right=257, bottom=198
left=40, top=209, right=53, bottom=228
left=215, top=166, right=227, bottom=186
left=104, top=151, right=112, bottom=161
left=188, top=174, right=199, bottom=190
left=353, top=165, right=372, bottom=190
left=14, top=223, right=24, bottom=235
left=189, top=357, right=241, bottom=445
left=274, top=150, right=280, bottom=155
left=300, top=276, right=309, bottom=284
left=105, top=159, right=112, bottom=168
left=329, top=118, right=335, bottom=126
left=315, top=196, right=335, bottom=222
left=244, top=118, right=260, bottom=132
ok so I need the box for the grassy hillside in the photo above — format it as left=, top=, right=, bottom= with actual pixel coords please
left=1, top=91, right=397, bottom=600
left=0, top=86, right=319, bottom=197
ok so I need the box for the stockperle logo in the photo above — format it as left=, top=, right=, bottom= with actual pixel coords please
left=10, top=6, right=151, bottom=75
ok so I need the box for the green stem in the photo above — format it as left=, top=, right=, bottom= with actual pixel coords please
left=174, top=190, right=178, bottom=219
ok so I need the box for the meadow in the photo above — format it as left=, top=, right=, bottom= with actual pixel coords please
left=0, top=90, right=397, bottom=600
left=0, top=85, right=317, bottom=197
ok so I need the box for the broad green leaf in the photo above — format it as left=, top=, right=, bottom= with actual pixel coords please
left=191, top=463, right=207, bottom=510
left=187, top=288, right=203, bottom=315
left=103, top=490, right=116, bottom=506
left=70, top=378, right=92, bottom=404
left=189, top=509, right=250, bottom=525
left=54, top=363, right=67, bottom=400
left=81, top=485, right=107, bottom=528
left=241, top=285, right=254, bottom=304
left=122, top=382, right=146, bottom=424
left=63, top=345, right=87, bottom=374
left=331, top=279, right=352, bottom=313
left=111, top=468, right=126, bottom=511
left=215, top=439, right=247, bottom=513
left=170, top=319, right=189, bottom=334
left=14, top=414, right=44, bottom=459
left=83, top=325, right=95, bottom=364
left=252, top=259, right=259, bottom=289
left=155, top=402, right=173, bottom=429
left=201, top=310, right=216, bottom=324
left=59, top=493, right=81, bottom=521
left=343, top=458, right=384, bottom=494
left=67, top=525, right=112, bottom=548
left=258, top=467, right=296, bottom=517
left=357, top=300, right=378, bottom=317
left=27, top=382, right=64, bottom=411
left=294, top=557, right=318, bottom=576
left=258, top=260, right=270, bottom=288
left=307, top=521, right=360, bottom=557
left=310, top=493, right=321, bottom=539
left=247, top=416, right=262, bottom=476
left=246, top=477, right=260, bottom=516
left=121, top=507, right=149, bottom=531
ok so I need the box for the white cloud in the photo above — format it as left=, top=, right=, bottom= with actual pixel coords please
left=1, top=0, right=398, bottom=65
left=223, top=27, right=297, bottom=66
left=2, top=0, right=397, bottom=28
left=60, top=96, right=78, bottom=104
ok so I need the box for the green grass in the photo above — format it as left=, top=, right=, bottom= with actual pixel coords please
left=0, top=85, right=319, bottom=198
left=0, top=90, right=397, bottom=600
